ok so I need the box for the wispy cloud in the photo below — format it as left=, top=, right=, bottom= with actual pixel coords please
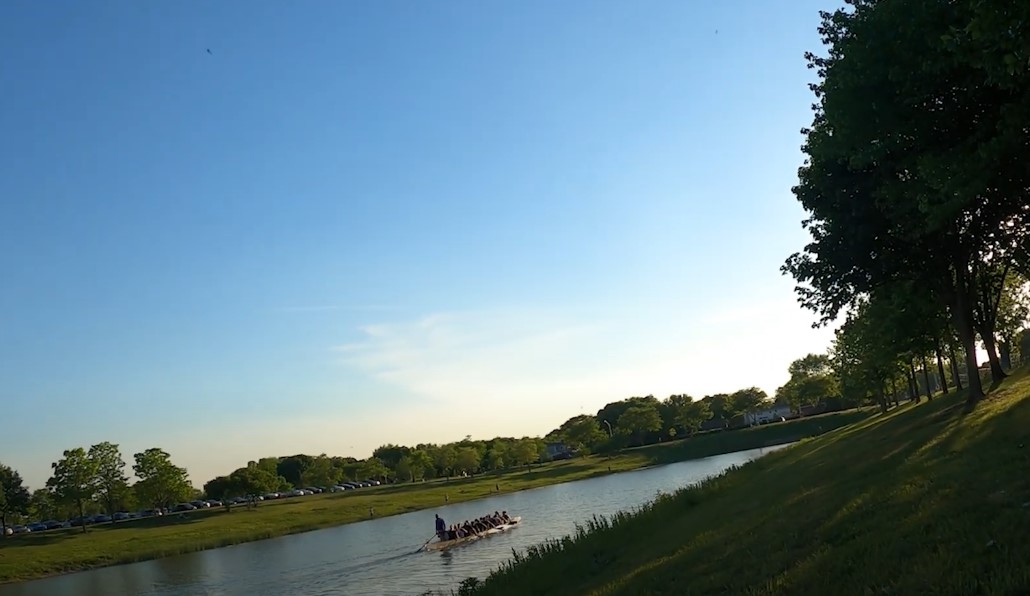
left=335, top=310, right=604, bottom=407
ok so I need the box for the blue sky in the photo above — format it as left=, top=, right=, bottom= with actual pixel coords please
left=1, top=0, right=841, bottom=489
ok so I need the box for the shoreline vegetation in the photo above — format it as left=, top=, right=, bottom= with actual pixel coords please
left=0, top=410, right=868, bottom=585
left=452, top=366, right=1030, bottom=596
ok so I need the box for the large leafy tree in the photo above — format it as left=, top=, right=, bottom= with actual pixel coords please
left=830, top=293, right=911, bottom=413
left=454, top=446, right=481, bottom=476
left=673, top=398, right=712, bottom=437
left=431, top=446, right=457, bottom=477
left=372, top=444, right=411, bottom=473
left=729, top=388, right=769, bottom=424
left=777, top=354, right=840, bottom=413
left=596, top=396, right=660, bottom=432
left=0, top=464, right=30, bottom=536
left=616, top=404, right=662, bottom=447
left=700, top=393, right=733, bottom=428
left=205, top=465, right=288, bottom=499
left=133, top=448, right=193, bottom=509
left=47, top=448, right=98, bottom=532
left=409, top=450, right=435, bottom=480
left=88, top=442, right=129, bottom=521
left=784, top=0, right=1030, bottom=404
left=485, top=448, right=506, bottom=470
left=659, top=394, right=694, bottom=435
left=276, top=455, right=313, bottom=488
left=510, top=439, right=540, bottom=468
left=300, top=455, right=339, bottom=487
left=395, top=456, right=415, bottom=483
left=356, top=458, right=389, bottom=482
left=555, top=415, right=606, bottom=453
left=28, top=488, right=58, bottom=522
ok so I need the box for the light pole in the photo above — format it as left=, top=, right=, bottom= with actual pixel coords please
left=602, top=420, right=613, bottom=438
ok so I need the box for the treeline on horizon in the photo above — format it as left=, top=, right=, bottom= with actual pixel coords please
left=4, top=311, right=1030, bottom=531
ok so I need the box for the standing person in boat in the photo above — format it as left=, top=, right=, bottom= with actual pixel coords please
left=435, top=514, right=447, bottom=540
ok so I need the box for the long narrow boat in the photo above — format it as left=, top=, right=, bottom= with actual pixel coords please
left=423, top=516, right=522, bottom=551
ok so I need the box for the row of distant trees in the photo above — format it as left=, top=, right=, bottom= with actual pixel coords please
left=542, top=388, right=774, bottom=455
left=0, top=444, right=193, bottom=534
left=202, top=436, right=556, bottom=500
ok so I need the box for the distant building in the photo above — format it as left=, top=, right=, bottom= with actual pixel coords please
left=744, top=404, right=793, bottom=426
left=544, top=442, right=571, bottom=460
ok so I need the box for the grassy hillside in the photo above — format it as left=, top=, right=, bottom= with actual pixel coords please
left=0, top=410, right=863, bottom=584
left=468, top=367, right=1030, bottom=595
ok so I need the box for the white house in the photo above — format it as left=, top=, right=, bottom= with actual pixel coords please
left=744, top=404, right=793, bottom=426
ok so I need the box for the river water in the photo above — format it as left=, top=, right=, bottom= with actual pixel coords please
left=0, top=445, right=788, bottom=596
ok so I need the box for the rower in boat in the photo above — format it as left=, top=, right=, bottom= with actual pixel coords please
left=435, top=514, right=447, bottom=540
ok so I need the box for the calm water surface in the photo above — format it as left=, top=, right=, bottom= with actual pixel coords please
left=1, top=445, right=789, bottom=596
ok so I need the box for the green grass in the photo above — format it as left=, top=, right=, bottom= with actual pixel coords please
left=465, top=368, right=1030, bottom=596
left=0, top=410, right=863, bottom=585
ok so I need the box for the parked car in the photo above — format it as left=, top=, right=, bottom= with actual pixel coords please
left=113, top=512, right=131, bottom=521
left=190, top=500, right=210, bottom=509
left=44, top=519, right=64, bottom=530
left=93, top=514, right=112, bottom=523
left=364, top=479, right=381, bottom=486
left=173, top=503, right=196, bottom=512
left=27, top=522, right=47, bottom=532
left=12, top=525, right=29, bottom=534
left=140, top=509, right=163, bottom=517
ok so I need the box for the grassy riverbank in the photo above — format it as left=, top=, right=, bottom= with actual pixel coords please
left=0, top=409, right=866, bottom=584
left=464, top=367, right=1030, bottom=595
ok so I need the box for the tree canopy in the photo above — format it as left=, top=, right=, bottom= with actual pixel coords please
left=0, top=464, right=30, bottom=535
left=783, top=0, right=1030, bottom=404
left=133, top=448, right=193, bottom=509
left=47, top=448, right=98, bottom=532
left=88, top=442, right=130, bottom=521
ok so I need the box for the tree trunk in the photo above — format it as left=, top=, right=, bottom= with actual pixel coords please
left=907, top=361, right=919, bottom=403
left=889, top=377, right=897, bottom=403
left=935, top=345, right=949, bottom=394
left=920, top=356, right=933, bottom=402
left=951, top=270, right=984, bottom=403
left=949, top=345, right=964, bottom=390
left=877, top=384, right=888, bottom=414
left=999, top=340, right=1012, bottom=371
left=980, top=329, right=1006, bottom=382
left=78, top=500, right=87, bottom=533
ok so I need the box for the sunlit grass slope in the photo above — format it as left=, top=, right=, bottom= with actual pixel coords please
left=471, top=367, right=1030, bottom=595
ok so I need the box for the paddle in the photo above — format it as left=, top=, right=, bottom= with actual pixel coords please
left=415, top=533, right=437, bottom=553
